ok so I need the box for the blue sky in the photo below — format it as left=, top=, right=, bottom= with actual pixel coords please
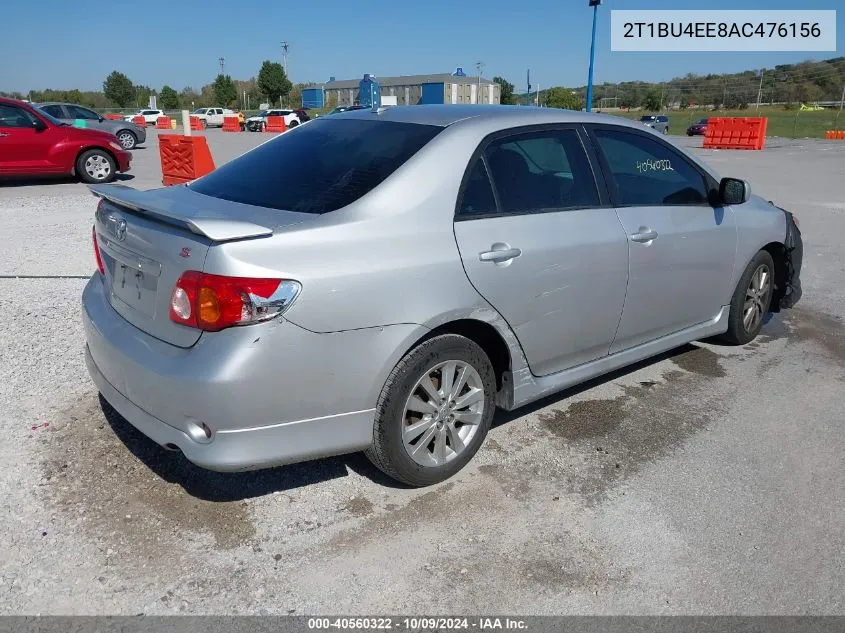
left=0, top=0, right=841, bottom=93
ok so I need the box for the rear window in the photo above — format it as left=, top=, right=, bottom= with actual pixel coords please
left=190, top=118, right=442, bottom=214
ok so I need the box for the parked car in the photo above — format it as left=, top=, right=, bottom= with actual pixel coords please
left=687, top=118, right=709, bottom=136
left=82, top=105, right=802, bottom=487
left=245, top=109, right=300, bottom=131
left=328, top=105, right=367, bottom=115
left=640, top=114, right=670, bottom=134
left=123, top=109, right=163, bottom=125
left=0, top=97, right=131, bottom=183
left=191, top=107, right=236, bottom=128
left=36, top=102, right=146, bottom=150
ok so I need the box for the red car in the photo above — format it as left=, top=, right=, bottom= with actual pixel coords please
left=0, top=97, right=131, bottom=183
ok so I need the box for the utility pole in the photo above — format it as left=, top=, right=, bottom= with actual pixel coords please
left=585, top=0, right=602, bottom=112
left=836, top=83, right=845, bottom=128
left=281, top=41, right=290, bottom=107
left=756, top=69, right=765, bottom=111
left=218, top=57, right=225, bottom=75
left=281, top=41, right=289, bottom=77
left=526, top=69, right=531, bottom=107
left=476, top=61, right=484, bottom=104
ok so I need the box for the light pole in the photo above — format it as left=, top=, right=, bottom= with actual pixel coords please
left=281, top=41, right=290, bottom=107
left=476, top=61, right=484, bottom=104
left=585, top=0, right=602, bottom=112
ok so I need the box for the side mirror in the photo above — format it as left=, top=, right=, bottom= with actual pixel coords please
left=32, top=118, right=48, bottom=132
left=98, top=116, right=105, bottom=122
left=719, top=177, right=751, bottom=205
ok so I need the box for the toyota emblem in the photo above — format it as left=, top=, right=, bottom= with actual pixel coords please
left=116, top=219, right=127, bottom=241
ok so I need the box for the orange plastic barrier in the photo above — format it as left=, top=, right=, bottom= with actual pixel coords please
left=158, top=135, right=215, bottom=186
left=704, top=117, right=767, bottom=150
left=104, top=113, right=123, bottom=120
left=155, top=116, right=172, bottom=129
left=222, top=115, right=241, bottom=132
left=265, top=116, right=286, bottom=133
left=189, top=115, right=204, bottom=131
left=131, top=115, right=147, bottom=127
left=825, top=130, right=845, bottom=140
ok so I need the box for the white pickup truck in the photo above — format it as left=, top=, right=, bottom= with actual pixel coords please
left=191, top=107, right=237, bottom=128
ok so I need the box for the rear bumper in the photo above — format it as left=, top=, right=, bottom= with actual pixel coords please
left=134, top=126, right=147, bottom=144
left=81, top=275, right=417, bottom=471
left=85, top=345, right=374, bottom=471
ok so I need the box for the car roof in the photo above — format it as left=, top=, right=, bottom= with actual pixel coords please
left=37, top=102, right=94, bottom=107
left=335, top=104, right=651, bottom=132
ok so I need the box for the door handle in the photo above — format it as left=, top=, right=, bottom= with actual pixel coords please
left=479, top=247, right=522, bottom=263
left=630, top=228, right=658, bottom=243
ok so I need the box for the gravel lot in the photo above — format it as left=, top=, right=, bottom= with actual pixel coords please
left=1, top=128, right=844, bottom=615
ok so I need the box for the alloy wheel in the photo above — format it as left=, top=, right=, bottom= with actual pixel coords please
left=117, top=132, right=135, bottom=149
left=743, top=263, right=771, bottom=333
left=401, top=360, right=485, bottom=467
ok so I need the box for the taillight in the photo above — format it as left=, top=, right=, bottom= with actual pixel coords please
left=92, top=225, right=105, bottom=275
left=169, top=271, right=301, bottom=332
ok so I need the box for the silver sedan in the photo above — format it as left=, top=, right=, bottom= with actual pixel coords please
left=82, top=105, right=802, bottom=486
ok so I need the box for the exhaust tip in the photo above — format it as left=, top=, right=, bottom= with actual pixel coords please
left=163, top=443, right=181, bottom=452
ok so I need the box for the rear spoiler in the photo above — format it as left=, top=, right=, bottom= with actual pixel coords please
left=88, top=184, right=273, bottom=242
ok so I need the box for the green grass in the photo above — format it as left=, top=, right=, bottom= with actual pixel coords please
left=610, top=106, right=845, bottom=139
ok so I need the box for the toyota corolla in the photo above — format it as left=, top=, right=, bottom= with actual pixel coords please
left=82, top=105, right=802, bottom=487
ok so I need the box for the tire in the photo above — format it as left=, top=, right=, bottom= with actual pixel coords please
left=366, top=334, right=497, bottom=487
left=201, top=119, right=208, bottom=130
left=76, top=149, right=116, bottom=184
left=720, top=250, right=775, bottom=345
left=115, top=130, right=137, bottom=150
left=289, top=120, right=299, bottom=128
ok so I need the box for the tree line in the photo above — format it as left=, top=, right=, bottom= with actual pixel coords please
left=1, top=62, right=296, bottom=111
left=492, top=56, right=843, bottom=112
left=6, top=56, right=841, bottom=113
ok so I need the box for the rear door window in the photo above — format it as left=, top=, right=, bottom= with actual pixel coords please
left=67, top=105, right=100, bottom=120
left=483, top=129, right=600, bottom=214
left=190, top=118, right=442, bottom=214
left=39, top=104, right=66, bottom=119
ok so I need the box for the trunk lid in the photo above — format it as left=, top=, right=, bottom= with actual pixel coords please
left=90, top=183, right=310, bottom=348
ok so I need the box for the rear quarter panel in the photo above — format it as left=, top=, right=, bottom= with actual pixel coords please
left=200, top=121, right=535, bottom=395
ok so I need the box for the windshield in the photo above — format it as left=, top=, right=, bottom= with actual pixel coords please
left=698, top=119, right=708, bottom=124
left=33, top=107, right=66, bottom=126
left=639, top=116, right=656, bottom=122
left=193, top=108, right=207, bottom=114
left=189, top=118, right=442, bottom=214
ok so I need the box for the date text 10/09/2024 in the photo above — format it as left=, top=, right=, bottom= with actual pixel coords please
left=308, top=617, right=528, bottom=630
